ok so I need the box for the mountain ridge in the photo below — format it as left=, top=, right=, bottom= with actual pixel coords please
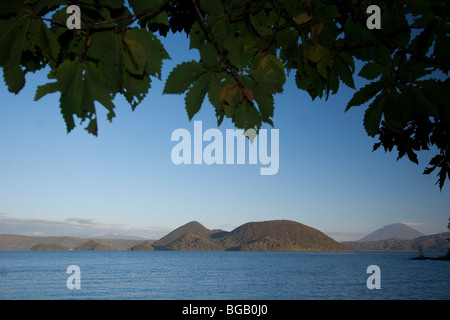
left=3, top=220, right=446, bottom=252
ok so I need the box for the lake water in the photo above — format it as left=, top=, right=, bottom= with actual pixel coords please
left=0, top=251, right=448, bottom=300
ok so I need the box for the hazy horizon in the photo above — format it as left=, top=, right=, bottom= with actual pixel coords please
left=0, top=213, right=443, bottom=242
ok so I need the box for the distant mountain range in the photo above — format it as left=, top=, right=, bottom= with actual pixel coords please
left=357, top=223, right=425, bottom=242
left=0, top=220, right=350, bottom=251
left=1, top=220, right=448, bottom=253
left=0, top=234, right=143, bottom=250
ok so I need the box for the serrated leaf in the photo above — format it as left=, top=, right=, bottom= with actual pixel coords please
left=34, top=82, right=59, bottom=101
left=88, top=31, right=115, bottom=61
left=122, top=71, right=151, bottom=110
left=253, top=88, right=274, bottom=122
left=27, top=19, right=60, bottom=63
left=220, top=83, right=239, bottom=118
left=189, top=21, right=206, bottom=50
left=223, top=34, right=242, bottom=69
left=2, top=16, right=31, bottom=94
left=123, top=29, right=148, bottom=75
left=334, top=54, right=354, bottom=88
left=84, top=61, right=115, bottom=116
left=346, top=78, right=387, bottom=111
left=232, top=99, right=261, bottom=130
left=185, top=73, right=210, bottom=120
left=200, top=42, right=220, bottom=69
left=99, top=32, right=123, bottom=92
left=164, top=61, right=206, bottom=94
left=249, top=54, right=285, bottom=94
left=359, top=61, right=384, bottom=80
left=58, top=60, right=84, bottom=132
left=363, top=95, right=385, bottom=137
left=423, top=166, right=436, bottom=175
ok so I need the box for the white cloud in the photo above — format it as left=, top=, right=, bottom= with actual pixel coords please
left=0, top=215, right=170, bottom=239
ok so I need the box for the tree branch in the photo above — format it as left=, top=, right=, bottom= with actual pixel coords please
left=31, top=0, right=172, bottom=30
left=262, top=2, right=282, bottom=52
left=190, top=0, right=243, bottom=87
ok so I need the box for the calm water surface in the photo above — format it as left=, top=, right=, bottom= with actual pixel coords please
left=0, top=251, right=448, bottom=300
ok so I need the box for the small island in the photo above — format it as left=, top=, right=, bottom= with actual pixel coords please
left=31, top=243, right=70, bottom=251
left=75, top=240, right=116, bottom=251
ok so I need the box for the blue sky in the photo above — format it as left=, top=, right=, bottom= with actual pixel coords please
left=0, top=32, right=449, bottom=241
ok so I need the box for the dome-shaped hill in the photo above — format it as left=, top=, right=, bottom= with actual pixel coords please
left=130, top=240, right=155, bottom=251
left=222, top=220, right=350, bottom=251
left=76, top=240, right=116, bottom=250
left=152, top=221, right=214, bottom=249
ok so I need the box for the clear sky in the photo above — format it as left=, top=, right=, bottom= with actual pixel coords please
left=0, top=32, right=448, bottom=241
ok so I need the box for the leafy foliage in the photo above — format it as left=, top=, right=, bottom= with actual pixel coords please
left=0, top=0, right=449, bottom=189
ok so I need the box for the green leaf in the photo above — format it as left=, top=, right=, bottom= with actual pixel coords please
left=249, top=13, right=272, bottom=37
left=308, top=43, right=326, bottom=64
left=295, top=12, right=312, bottom=25
left=223, top=34, right=242, bottom=69
left=123, top=29, right=148, bottom=75
left=189, top=21, right=206, bottom=50
left=200, top=42, right=221, bottom=69
left=55, top=60, right=85, bottom=133
left=359, top=61, right=384, bottom=80
left=363, top=95, right=385, bottom=137
left=122, top=71, right=151, bottom=110
left=88, top=31, right=115, bottom=61
left=84, top=61, right=115, bottom=118
left=99, top=32, right=123, bottom=93
left=346, top=78, right=388, bottom=111
left=199, top=0, right=225, bottom=16
left=334, top=55, right=355, bottom=89
left=27, top=19, right=60, bottom=64
left=249, top=54, right=285, bottom=94
left=185, top=73, right=210, bottom=120
left=164, top=61, right=206, bottom=94
left=2, top=16, right=31, bottom=94
left=34, top=82, right=59, bottom=101
left=232, top=99, right=261, bottom=130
